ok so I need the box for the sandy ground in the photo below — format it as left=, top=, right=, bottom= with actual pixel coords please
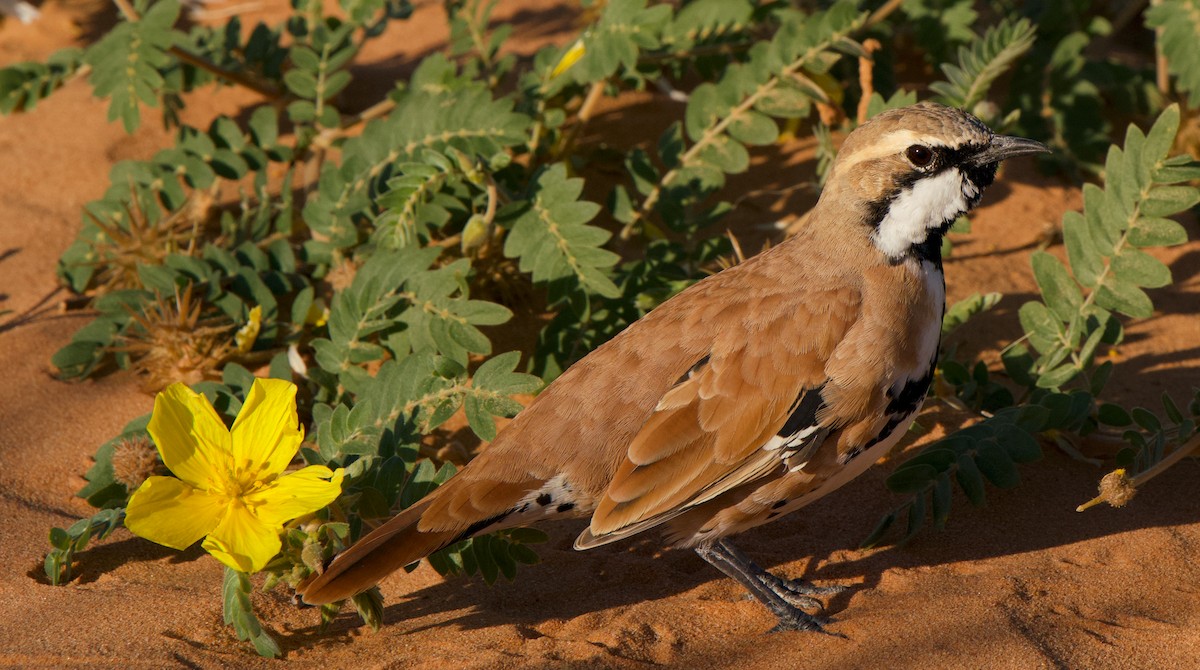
left=3, top=2, right=1200, bottom=669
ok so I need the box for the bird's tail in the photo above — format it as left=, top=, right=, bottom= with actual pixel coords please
left=298, top=499, right=461, bottom=605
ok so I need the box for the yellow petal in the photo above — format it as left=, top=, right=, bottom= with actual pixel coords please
left=551, top=38, right=586, bottom=79
left=234, top=305, right=262, bottom=353
left=229, top=378, right=303, bottom=481
left=201, top=501, right=282, bottom=573
left=246, top=466, right=345, bottom=527
left=125, top=476, right=226, bottom=551
left=148, top=384, right=233, bottom=491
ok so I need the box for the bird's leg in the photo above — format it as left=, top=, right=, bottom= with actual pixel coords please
left=695, top=540, right=840, bottom=634
left=716, top=539, right=847, bottom=607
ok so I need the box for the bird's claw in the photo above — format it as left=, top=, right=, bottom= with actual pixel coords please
left=767, top=610, right=842, bottom=636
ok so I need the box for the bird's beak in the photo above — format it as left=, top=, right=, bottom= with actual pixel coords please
left=968, top=135, right=1051, bottom=166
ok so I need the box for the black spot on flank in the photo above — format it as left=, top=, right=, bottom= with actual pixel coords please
left=767, top=512, right=779, bottom=519
left=556, top=503, right=575, bottom=513
left=536, top=493, right=552, bottom=506
left=778, top=385, right=826, bottom=437
left=451, top=510, right=514, bottom=545
left=673, top=354, right=711, bottom=386
left=772, top=500, right=787, bottom=510
left=861, top=414, right=906, bottom=451
left=886, top=366, right=935, bottom=416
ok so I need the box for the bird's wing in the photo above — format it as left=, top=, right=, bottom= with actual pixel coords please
left=580, top=283, right=862, bottom=547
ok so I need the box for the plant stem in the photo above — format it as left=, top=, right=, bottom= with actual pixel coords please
left=865, top=0, right=905, bottom=29
left=313, top=97, right=399, bottom=150
left=1076, top=432, right=1200, bottom=511
left=553, top=80, right=606, bottom=161
left=109, top=0, right=283, bottom=100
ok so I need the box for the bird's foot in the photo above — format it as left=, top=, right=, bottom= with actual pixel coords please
left=767, top=608, right=845, bottom=637
left=695, top=539, right=847, bottom=636
left=756, top=572, right=846, bottom=610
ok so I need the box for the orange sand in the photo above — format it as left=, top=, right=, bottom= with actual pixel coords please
left=2, top=2, right=1200, bottom=668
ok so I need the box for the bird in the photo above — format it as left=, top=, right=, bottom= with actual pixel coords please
left=298, top=102, right=1050, bottom=632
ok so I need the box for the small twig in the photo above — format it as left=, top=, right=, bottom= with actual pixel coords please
left=864, top=0, right=905, bottom=29
left=638, top=40, right=756, bottom=64
left=312, top=97, right=398, bottom=150
left=110, top=0, right=137, bottom=20
left=1154, top=26, right=1170, bottom=98
left=553, top=80, right=607, bottom=161
left=1110, top=0, right=1151, bottom=36
left=168, top=47, right=283, bottom=100
left=856, top=39, right=881, bottom=125
left=482, top=179, right=499, bottom=240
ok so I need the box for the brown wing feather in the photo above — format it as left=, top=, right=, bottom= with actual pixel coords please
left=585, top=282, right=861, bottom=544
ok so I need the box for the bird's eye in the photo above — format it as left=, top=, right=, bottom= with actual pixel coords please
left=906, top=145, right=934, bottom=168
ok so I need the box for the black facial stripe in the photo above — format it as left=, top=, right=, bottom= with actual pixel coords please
left=866, top=141, right=997, bottom=265
left=867, top=141, right=995, bottom=228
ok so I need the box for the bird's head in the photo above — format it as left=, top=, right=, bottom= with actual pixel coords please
left=822, top=102, right=1049, bottom=265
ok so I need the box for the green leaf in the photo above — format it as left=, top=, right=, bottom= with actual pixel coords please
left=860, top=511, right=896, bottom=549
left=726, top=110, right=778, bottom=146
left=1018, top=301, right=1062, bottom=353
left=930, top=18, right=1037, bottom=110
left=1094, top=279, right=1153, bottom=318
left=886, top=464, right=937, bottom=494
left=1036, top=364, right=1080, bottom=390
left=0, top=48, right=84, bottom=114
left=1146, top=6, right=1200, bottom=106
left=222, top=567, right=280, bottom=658
left=996, top=423, right=1042, bottom=463
left=84, top=0, right=184, bottom=132
left=1031, top=252, right=1082, bottom=321
left=942, top=292, right=1002, bottom=335
left=502, top=164, right=620, bottom=300
left=931, top=474, right=953, bottom=529
left=1127, top=217, right=1188, bottom=247
left=562, top=0, right=672, bottom=83
left=1132, top=407, right=1162, bottom=432
left=1111, top=250, right=1172, bottom=288
left=954, top=453, right=987, bottom=506
left=1141, top=185, right=1200, bottom=217
left=974, top=445, right=1020, bottom=488
left=49, top=527, right=71, bottom=551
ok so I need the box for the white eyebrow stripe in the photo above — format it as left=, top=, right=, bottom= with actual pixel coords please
left=833, top=130, right=948, bottom=173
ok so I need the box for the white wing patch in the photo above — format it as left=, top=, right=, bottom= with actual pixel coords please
left=872, top=168, right=975, bottom=259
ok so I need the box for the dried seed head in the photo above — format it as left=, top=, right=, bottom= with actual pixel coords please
left=86, top=191, right=207, bottom=294
left=1097, top=468, right=1137, bottom=508
left=111, top=436, right=163, bottom=490
left=326, top=257, right=359, bottom=292
left=116, top=285, right=235, bottom=394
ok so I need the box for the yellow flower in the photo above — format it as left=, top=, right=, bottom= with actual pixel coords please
left=125, top=378, right=344, bottom=573
left=550, top=38, right=586, bottom=79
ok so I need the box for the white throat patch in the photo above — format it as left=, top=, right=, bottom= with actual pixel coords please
left=872, top=168, right=978, bottom=259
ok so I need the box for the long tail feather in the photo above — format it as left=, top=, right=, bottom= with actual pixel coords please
left=298, top=500, right=460, bottom=605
